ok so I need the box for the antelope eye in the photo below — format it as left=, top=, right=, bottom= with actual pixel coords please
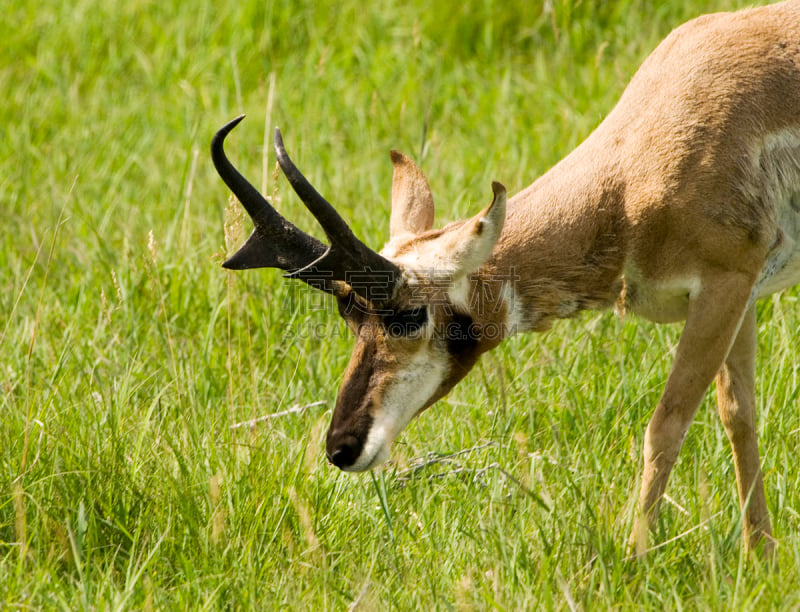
left=382, top=307, right=428, bottom=337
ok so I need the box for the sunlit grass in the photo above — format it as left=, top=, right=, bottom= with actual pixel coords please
left=3, top=0, right=799, bottom=608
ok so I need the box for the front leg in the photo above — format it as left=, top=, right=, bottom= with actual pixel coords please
left=628, top=271, right=755, bottom=557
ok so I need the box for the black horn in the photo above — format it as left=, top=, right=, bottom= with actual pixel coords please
left=273, top=128, right=402, bottom=302
left=212, top=116, right=328, bottom=282
left=212, top=116, right=402, bottom=303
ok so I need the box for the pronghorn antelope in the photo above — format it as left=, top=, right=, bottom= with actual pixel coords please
left=213, top=1, right=800, bottom=554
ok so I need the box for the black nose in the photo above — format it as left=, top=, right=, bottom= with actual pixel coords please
left=326, top=432, right=361, bottom=469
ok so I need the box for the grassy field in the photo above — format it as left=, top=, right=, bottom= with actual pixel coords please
left=3, top=0, right=800, bottom=608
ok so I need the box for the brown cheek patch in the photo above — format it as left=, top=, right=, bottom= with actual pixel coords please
left=334, top=328, right=405, bottom=424
left=334, top=336, right=378, bottom=418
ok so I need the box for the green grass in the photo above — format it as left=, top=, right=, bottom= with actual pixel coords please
left=3, top=0, right=800, bottom=608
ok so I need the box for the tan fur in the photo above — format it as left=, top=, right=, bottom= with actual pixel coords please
left=326, top=1, right=800, bottom=554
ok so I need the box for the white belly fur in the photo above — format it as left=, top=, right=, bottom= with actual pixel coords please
left=754, top=130, right=800, bottom=298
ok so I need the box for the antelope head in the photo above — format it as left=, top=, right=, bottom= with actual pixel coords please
left=213, top=116, right=507, bottom=471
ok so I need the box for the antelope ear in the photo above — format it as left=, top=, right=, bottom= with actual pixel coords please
left=389, top=150, right=435, bottom=238
left=437, top=182, right=507, bottom=278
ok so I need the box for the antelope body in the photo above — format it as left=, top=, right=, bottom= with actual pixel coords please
left=214, top=1, right=800, bottom=554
